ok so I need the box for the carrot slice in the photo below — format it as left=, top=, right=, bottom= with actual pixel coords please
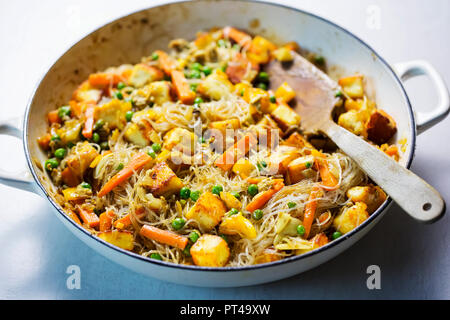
left=303, top=185, right=321, bottom=238
left=155, top=50, right=177, bottom=75
left=61, top=167, right=80, bottom=187
left=67, top=210, right=82, bottom=225
left=81, top=103, right=95, bottom=139
left=140, top=225, right=188, bottom=250
left=77, top=206, right=100, bottom=228
left=88, top=72, right=122, bottom=88
left=97, top=153, right=152, bottom=197
left=113, top=214, right=131, bottom=230
left=99, top=210, right=116, bottom=232
left=246, top=180, right=284, bottom=212
left=171, top=70, right=196, bottom=104
left=223, top=26, right=252, bottom=48
left=37, top=133, right=51, bottom=150
left=215, top=133, right=257, bottom=171
left=315, top=159, right=338, bottom=190
left=47, top=110, right=61, bottom=124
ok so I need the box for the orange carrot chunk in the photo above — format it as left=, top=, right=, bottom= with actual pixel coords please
left=47, top=110, right=61, bottom=124
left=99, top=210, right=116, bottom=232
left=81, top=103, right=95, bottom=139
left=77, top=206, right=100, bottom=228
left=303, top=185, right=321, bottom=238
left=171, top=70, right=196, bottom=104
left=113, top=214, right=131, bottom=230
left=140, top=225, right=188, bottom=250
left=155, top=50, right=177, bottom=75
left=67, top=210, right=82, bottom=226
left=246, top=180, right=284, bottom=212
left=37, top=133, right=52, bottom=150
left=215, top=133, right=257, bottom=171
left=223, top=26, right=252, bottom=48
left=97, top=153, right=152, bottom=197
left=315, top=159, right=338, bottom=190
left=88, top=72, right=122, bottom=88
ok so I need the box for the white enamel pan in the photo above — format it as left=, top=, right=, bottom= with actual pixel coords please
left=0, top=0, right=448, bottom=287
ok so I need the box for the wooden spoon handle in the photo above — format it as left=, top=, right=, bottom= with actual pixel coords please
left=323, top=121, right=445, bottom=223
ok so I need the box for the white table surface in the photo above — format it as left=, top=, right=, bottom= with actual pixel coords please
left=0, top=0, right=449, bottom=299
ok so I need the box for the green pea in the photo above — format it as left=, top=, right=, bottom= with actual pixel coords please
left=332, top=231, right=342, bottom=240
left=314, top=55, right=325, bottom=65
left=189, top=231, right=200, bottom=243
left=150, top=253, right=162, bottom=260
left=54, top=148, right=66, bottom=159
left=189, top=69, right=201, bottom=79
left=190, top=190, right=201, bottom=202
left=228, top=208, right=239, bottom=216
left=288, top=202, right=296, bottom=208
left=199, top=137, right=206, bottom=144
left=125, top=111, right=133, bottom=122
left=231, top=191, right=240, bottom=200
left=147, top=150, right=156, bottom=159
left=151, top=143, right=161, bottom=153
left=183, top=244, right=192, bottom=256
left=258, top=71, right=269, bottom=83
left=116, top=163, right=124, bottom=171
left=297, top=225, right=306, bottom=236
left=212, top=185, right=223, bottom=195
left=232, top=44, right=241, bottom=51
left=100, top=141, right=109, bottom=150
left=92, top=132, right=100, bottom=143
left=252, top=209, right=263, bottom=220
left=217, top=39, right=227, bottom=47
left=80, top=182, right=91, bottom=189
left=117, top=82, right=126, bottom=90
left=269, top=95, right=276, bottom=103
left=247, top=184, right=259, bottom=196
left=180, top=187, right=191, bottom=200
left=257, top=82, right=267, bottom=90
left=202, top=65, right=212, bottom=75
left=190, top=83, right=198, bottom=92
left=305, top=161, right=313, bottom=169
left=191, top=62, right=202, bottom=71
left=335, top=90, right=343, bottom=98
left=194, top=97, right=203, bottom=104
left=115, top=91, right=123, bottom=100
left=51, top=134, right=60, bottom=141
left=67, top=142, right=75, bottom=149
left=94, top=119, right=105, bottom=131
left=151, top=52, right=159, bottom=61
left=172, top=218, right=186, bottom=230
left=44, top=158, right=59, bottom=171
left=58, top=106, right=71, bottom=119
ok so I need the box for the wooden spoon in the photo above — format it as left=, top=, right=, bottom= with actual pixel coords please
left=266, top=52, right=445, bottom=222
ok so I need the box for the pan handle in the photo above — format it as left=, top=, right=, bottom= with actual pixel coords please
left=394, top=60, right=450, bottom=134
left=0, top=117, right=37, bottom=193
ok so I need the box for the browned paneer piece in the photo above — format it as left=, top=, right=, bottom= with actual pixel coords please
left=98, top=230, right=134, bottom=250
left=128, top=64, right=164, bottom=88
left=190, top=234, right=230, bottom=267
left=270, top=103, right=301, bottom=132
left=333, top=202, right=369, bottom=234
left=144, top=162, right=184, bottom=197
left=66, top=141, right=99, bottom=179
left=254, top=249, right=281, bottom=264
left=281, top=132, right=315, bottom=153
left=163, top=128, right=196, bottom=155
left=186, top=192, right=227, bottom=231
left=346, top=185, right=387, bottom=214
left=286, top=155, right=316, bottom=184
left=366, top=109, right=397, bottom=145
left=266, top=145, right=301, bottom=175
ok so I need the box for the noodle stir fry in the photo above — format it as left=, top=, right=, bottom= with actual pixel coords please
left=37, top=27, right=400, bottom=267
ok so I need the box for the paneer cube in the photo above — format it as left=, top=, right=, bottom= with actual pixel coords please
left=66, top=141, right=99, bottom=179
left=219, top=212, right=257, bottom=239
left=252, top=115, right=280, bottom=149
left=282, top=132, right=314, bottom=152
left=209, top=119, right=240, bottom=149
left=254, top=249, right=281, bottom=264
left=62, top=187, right=90, bottom=202
left=148, top=81, right=172, bottom=105
left=366, top=109, right=397, bottom=145
left=337, top=110, right=366, bottom=136
left=347, top=185, right=387, bottom=214
left=163, top=128, right=196, bottom=155
left=94, top=99, right=132, bottom=130
left=247, top=35, right=277, bottom=64
left=333, top=202, right=369, bottom=234
left=190, top=234, right=230, bottom=267
left=72, top=80, right=102, bottom=103
left=219, top=192, right=242, bottom=210
left=128, top=64, right=164, bottom=88
left=271, top=103, right=301, bottom=131
left=338, top=75, right=364, bottom=99
left=98, top=230, right=134, bottom=250
left=275, top=82, right=296, bottom=103
left=272, top=46, right=293, bottom=62
left=186, top=192, right=227, bottom=231
left=124, top=123, right=150, bottom=147
left=267, top=145, right=301, bottom=175
left=197, top=69, right=234, bottom=100
left=59, top=119, right=82, bottom=145
left=286, top=155, right=315, bottom=184
left=232, top=158, right=255, bottom=179
left=144, top=162, right=184, bottom=197
left=209, top=118, right=241, bottom=135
